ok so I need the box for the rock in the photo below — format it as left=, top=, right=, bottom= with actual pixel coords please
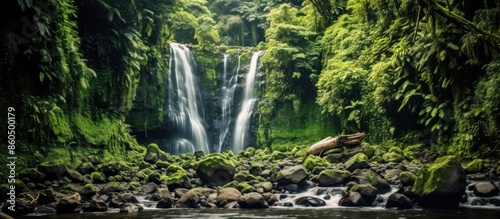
left=55, top=198, right=82, bottom=214
left=101, top=182, right=122, bottom=194
left=120, top=193, right=139, bottom=203
left=352, top=184, right=379, bottom=205
left=412, top=155, right=466, bottom=208
left=196, top=153, right=238, bottom=187
left=351, top=169, right=392, bottom=194
left=150, top=188, right=171, bottom=201
left=338, top=191, right=367, bottom=206
left=249, top=163, right=263, bottom=176
left=464, top=159, right=485, bottom=174
left=77, top=162, right=95, bottom=175
left=237, top=192, right=268, bottom=208
left=165, top=164, right=192, bottom=190
left=147, top=172, right=161, bottom=184
left=382, top=152, right=404, bottom=163
left=91, top=172, right=106, bottom=183
left=317, top=169, right=351, bottom=186
left=237, top=182, right=257, bottom=194
left=275, top=165, right=309, bottom=185
left=142, top=182, right=157, bottom=194
left=80, top=184, right=97, bottom=197
left=33, top=206, right=57, bottom=214
left=99, top=161, right=129, bottom=177
left=403, top=144, right=422, bottom=160
left=1, top=200, right=35, bottom=217
left=344, top=153, right=370, bottom=172
left=386, top=193, right=413, bottom=209
left=176, top=191, right=199, bottom=208
left=38, top=160, right=68, bottom=180
left=303, top=155, right=330, bottom=173
left=294, top=196, right=326, bottom=207
left=216, top=187, right=242, bottom=205
left=156, top=197, right=176, bottom=208
left=68, top=170, right=84, bottom=183
left=472, top=182, right=500, bottom=197
left=82, top=199, right=108, bottom=212
left=262, top=193, right=279, bottom=206
left=119, top=203, right=143, bottom=213
left=144, top=143, right=168, bottom=164
left=399, top=171, right=417, bottom=187
left=384, top=169, right=402, bottom=184
left=19, top=168, right=46, bottom=182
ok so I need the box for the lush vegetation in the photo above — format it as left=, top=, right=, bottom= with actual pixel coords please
left=0, top=0, right=499, bottom=170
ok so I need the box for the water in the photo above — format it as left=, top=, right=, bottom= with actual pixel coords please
left=217, top=54, right=239, bottom=153
left=19, top=207, right=500, bottom=219
left=167, top=43, right=209, bottom=155
left=232, top=51, right=263, bottom=153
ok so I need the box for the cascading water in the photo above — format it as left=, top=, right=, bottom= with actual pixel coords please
left=167, top=43, right=210, bottom=155
left=232, top=51, right=263, bottom=153
left=217, top=54, right=241, bottom=153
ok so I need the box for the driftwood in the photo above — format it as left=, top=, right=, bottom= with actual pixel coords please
left=307, top=132, right=365, bottom=156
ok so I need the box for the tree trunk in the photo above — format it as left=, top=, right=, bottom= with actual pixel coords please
left=307, top=133, right=365, bottom=155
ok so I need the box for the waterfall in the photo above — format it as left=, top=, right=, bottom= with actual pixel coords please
left=232, top=51, right=263, bottom=154
left=217, top=54, right=240, bottom=153
left=167, top=43, right=210, bottom=155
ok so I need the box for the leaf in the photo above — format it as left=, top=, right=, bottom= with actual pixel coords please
left=39, top=72, right=45, bottom=82
left=431, top=108, right=438, bottom=117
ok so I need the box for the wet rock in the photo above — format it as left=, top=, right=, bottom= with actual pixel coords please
left=303, top=156, right=330, bottom=173
left=275, top=165, right=309, bottom=185
left=99, top=161, right=128, bottom=177
left=386, top=193, right=413, bottom=209
left=119, top=203, right=143, bottom=213
left=399, top=171, right=417, bottom=187
left=150, top=188, right=171, bottom=201
left=196, top=153, right=238, bottom=187
left=294, top=196, right=326, bottom=207
left=382, top=152, right=404, bottom=163
left=352, top=184, right=379, bottom=205
left=237, top=192, right=268, bottom=208
left=472, top=182, right=500, bottom=197
left=467, top=173, right=487, bottom=180
left=33, top=206, right=57, bottom=214
left=142, top=182, right=157, bottom=194
left=344, top=153, right=370, bottom=172
left=339, top=191, right=368, bottom=206
left=38, top=161, right=68, bottom=180
left=120, top=193, right=139, bottom=203
left=1, top=200, right=35, bottom=217
left=464, top=159, right=485, bottom=174
left=317, top=169, right=351, bottom=186
left=55, top=198, right=82, bottom=214
left=412, top=155, right=466, bottom=208
left=156, top=197, right=176, bottom=208
left=384, top=169, right=402, bottom=184
left=351, top=169, right=391, bottom=194
left=101, top=182, right=122, bottom=194
left=165, top=164, right=192, bottom=190
left=262, top=193, right=279, bottom=206
left=216, top=187, right=242, bottom=205
left=176, top=191, right=199, bottom=208
left=82, top=199, right=108, bottom=212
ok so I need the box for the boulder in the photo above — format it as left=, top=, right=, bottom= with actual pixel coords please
left=165, top=164, right=192, bottom=190
left=196, top=153, right=238, bottom=187
left=33, top=206, right=57, bottom=214
left=384, top=169, right=402, bottom=184
left=275, top=165, right=309, bottom=185
left=156, top=197, right=176, bottom=208
left=91, top=172, right=106, bottom=183
left=464, top=159, right=485, bottom=174
left=216, top=187, right=242, bottom=205
left=386, top=193, right=413, bottom=209
left=101, top=182, right=122, bottom=194
left=55, top=198, right=82, bottom=214
left=351, top=184, right=379, bottom=205
left=294, top=196, right=326, bottom=207
left=338, top=191, right=367, bottom=206
left=144, top=143, right=169, bottom=164
left=382, top=152, right=404, bottom=163
left=351, top=169, right=392, bottom=194
left=317, top=169, right=351, bottom=186
left=68, top=170, right=84, bottom=183
left=77, top=162, right=95, bottom=175
left=399, top=171, right=417, bottom=187
left=142, top=182, right=157, bottom=194
left=412, top=155, right=466, bottom=208
left=19, top=168, right=46, bottom=182
left=150, top=188, right=171, bottom=201
left=403, top=144, right=422, bottom=160
left=303, top=155, right=330, bottom=173
left=472, top=182, right=500, bottom=197
left=98, top=161, right=129, bottom=177
left=344, top=153, right=370, bottom=172
left=80, top=184, right=97, bottom=197
left=176, top=191, right=200, bottom=208
left=237, top=192, right=268, bottom=208
left=38, top=160, right=68, bottom=180
left=82, top=199, right=108, bottom=212
left=119, top=203, right=143, bottom=213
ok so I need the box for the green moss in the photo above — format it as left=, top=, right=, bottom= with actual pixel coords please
left=181, top=160, right=198, bottom=170
left=412, top=155, right=458, bottom=195
left=403, top=144, right=422, bottom=160
left=47, top=107, right=73, bottom=143
left=269, top=151, right=288, bottom=161
left=388, top=147, right=403, bottom=154
left=382, top=152, right=404, bottom=163
left=303, top=155, right=330, bottom=172
left=129, top=181, right=141, bottom=190
left=155, top=160, right=170, bottom=169
left=249, top=163, right=263, bottom=176
left=237, top=182, right=256, bottom=194
left=464, top=159, right=485, bottom=173
left=166, top=164, right=186, bottom=176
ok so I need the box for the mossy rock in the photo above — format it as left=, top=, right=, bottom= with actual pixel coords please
left=256, top=182, right=273, bottom=192
left=166, top=171, right=192, bottom=190
left=363, top=145, right=377, bottom=158
left=155, top=160, right=171, bottom=170
left=91, top=172, right=106, bottom=183
left=80, top=183, right=97, bottom=196
left=166, top=164, right=186, bottom=176
left=325, top=153, right=344, bottom=163
left=243, top=147, right=256, bottom=158
left=196, top=153, right=238, bottom=187
left=98, top=161, right=129, bottom=177
left=249, top=163, right=263, bottom=176
left=181, top=160, right=198, bottom=170
left=19, top=168, right=46, bottom=182
left=276, top=165, right=309, bottom=185
left=370, top=156, right=383, bottom=163
left=101, top=182, right=122, bottom=194
left=269, top=151, right=288, bottom=161
left=464, top=159, right=485, bottom=174
left=344, top=153, right=370, bottom=172
left=388, top=147, right=403, bottom=154
left=403, top=144, right=422, bottom=160
left=382, top=152, right=404, bottom=163
left=139, top=161, right=154, bottom=170
left=37, top=160, right=68, bottom=180
left=412, top=155, right=466, bottom=208
left=128, top=181, right=141, bottom=191
left=303, top=155, right=330, bottom=172
left=237, top=182, right=256, bottom=194
left=317, top=169, right=351, bottom=186
left=67, top=170, right=84, bottom=183
left=144, top=143, right=170, bottom=164
left=399, top=171, right=417, bottom=187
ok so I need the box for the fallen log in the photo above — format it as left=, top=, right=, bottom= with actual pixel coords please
left=307, top=133, right=365, bottom=156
